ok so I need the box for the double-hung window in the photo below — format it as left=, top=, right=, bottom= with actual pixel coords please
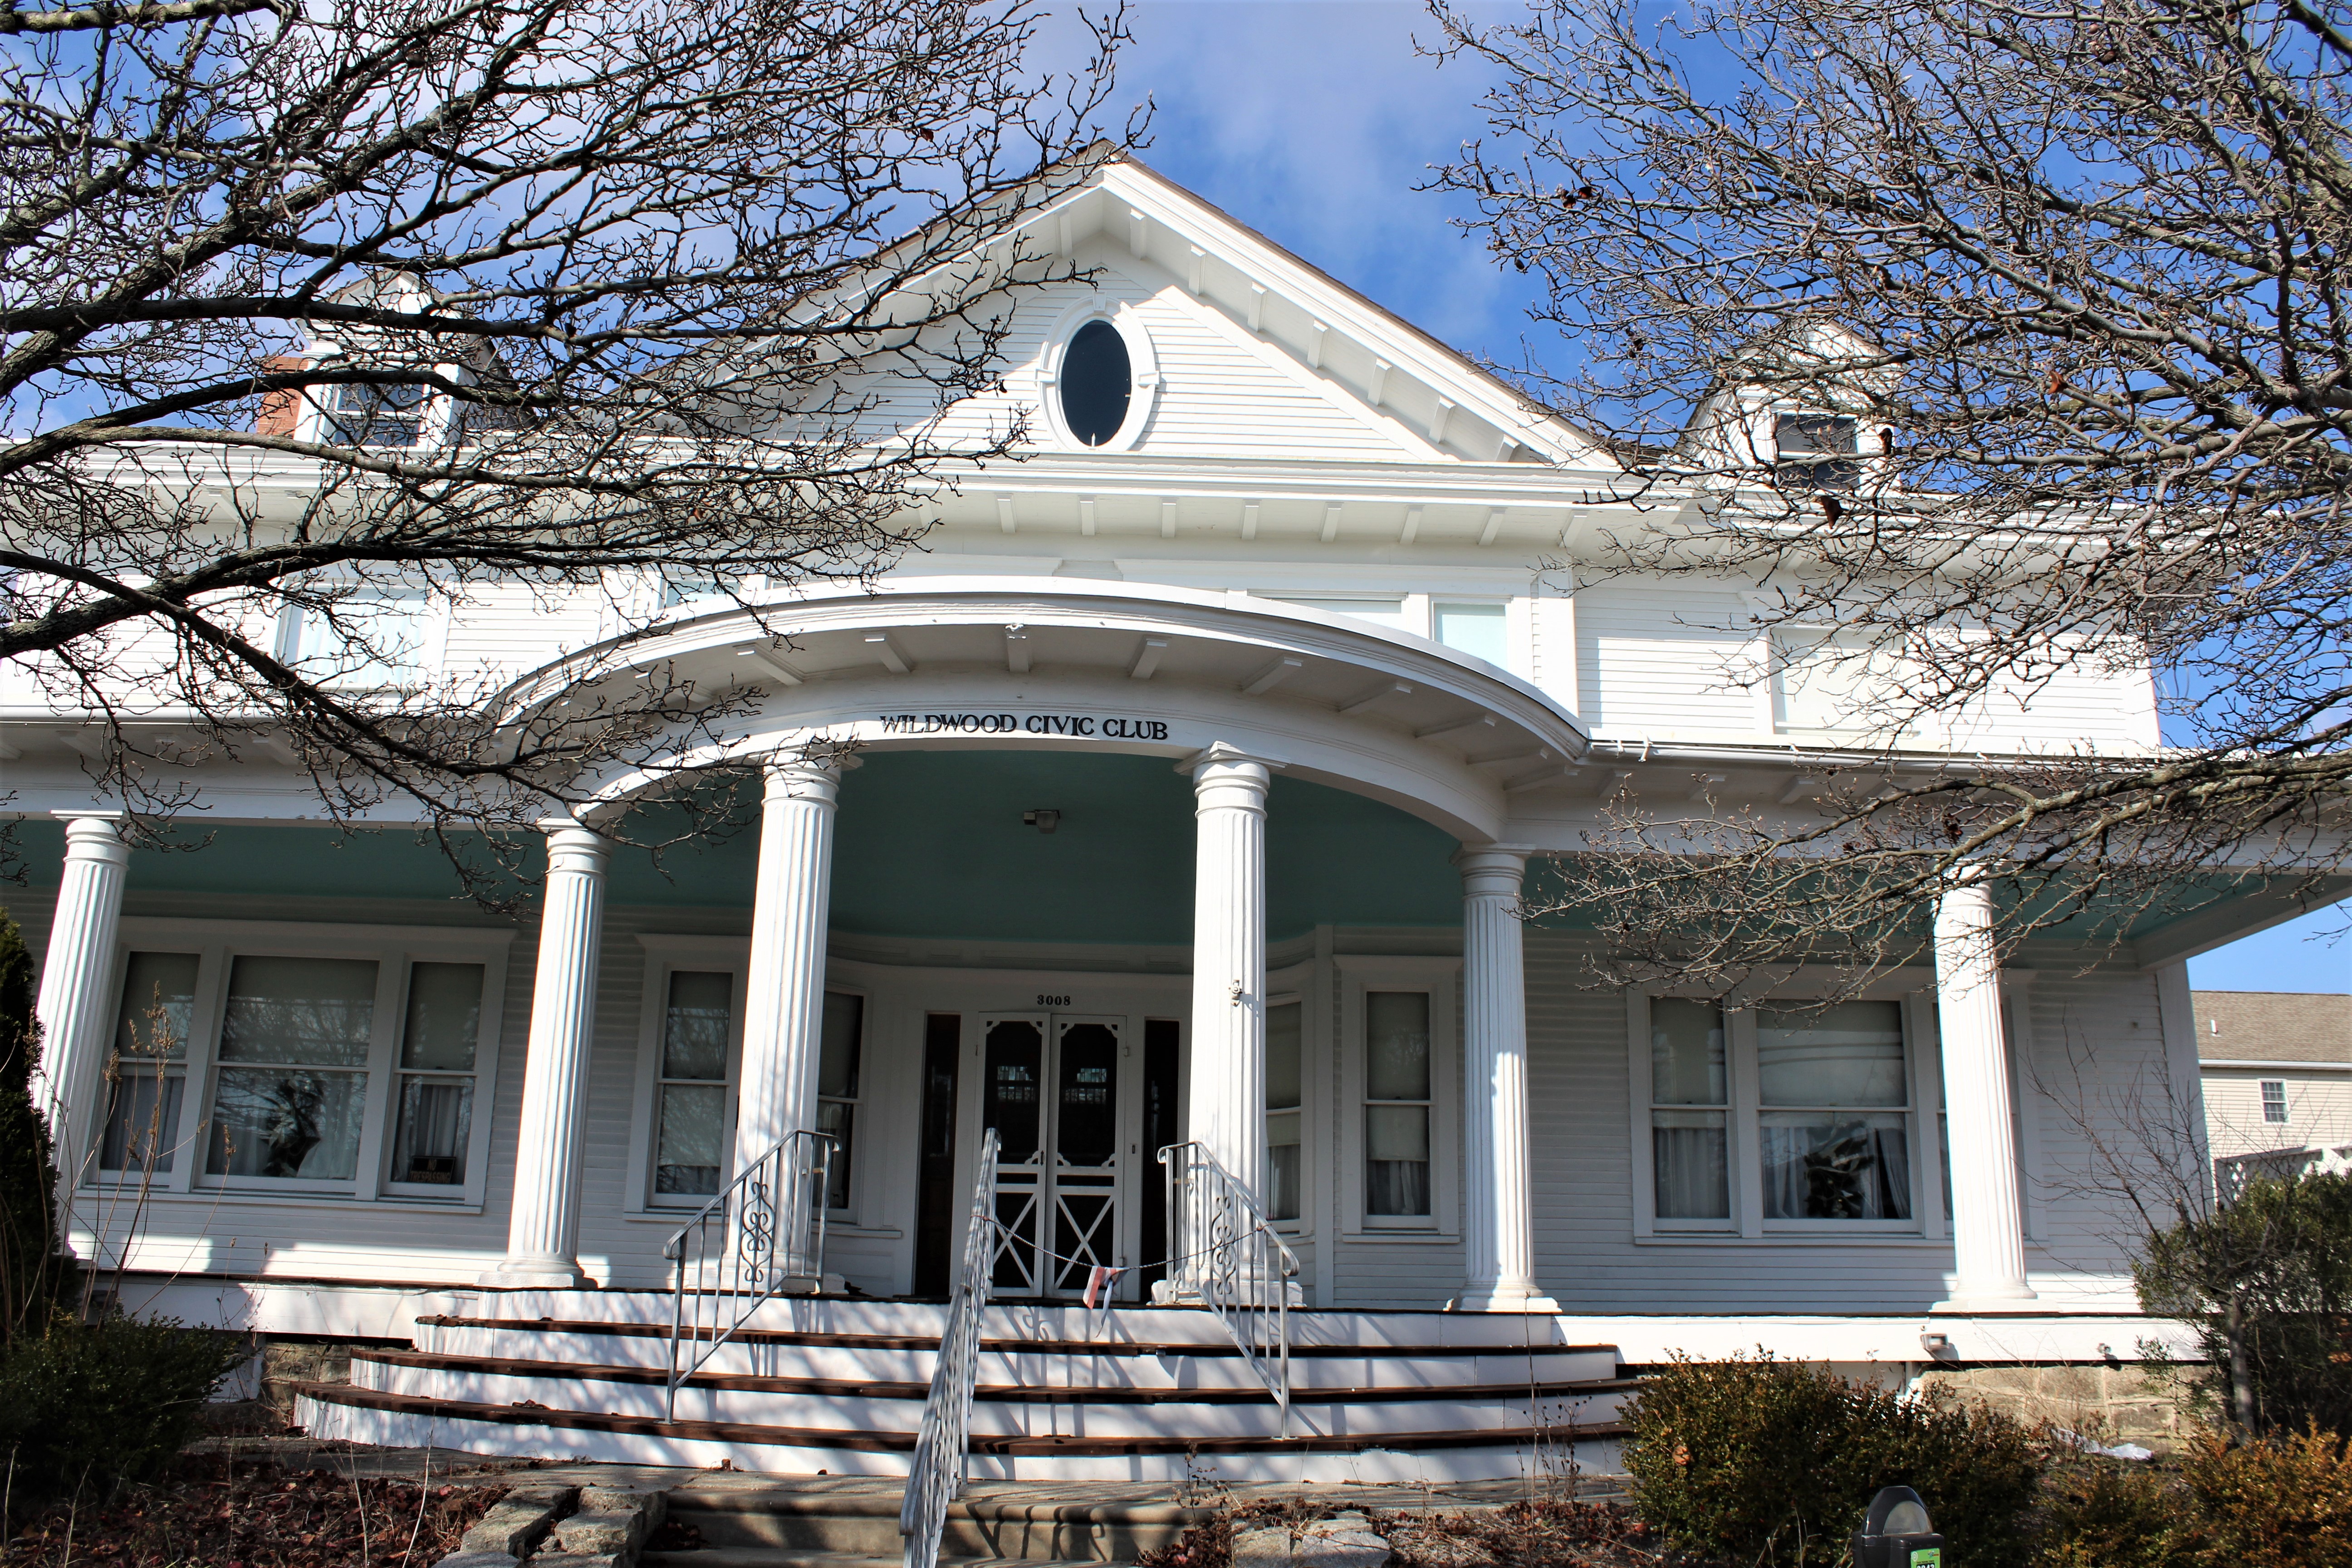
left=2262, top=1079, right=2290, bottom=1125
left=1756, top=1002, right=1914, bottom=1221
left=94, top=922, right=507, bottom=1206
left=1636, top=991, right=1935, bottom=1235
left=1339, top=959, right=1457, bottom=1234
left=652, top=971, right=733, bottom=1199
left=99, top=951, right=199, bottom=1174
left=1264, top=1000, right=1303, bottom=1223
left=1363, top=992, right=1434, bottom=1219
left=635, top=947, right=866, bottom=1215
left=815, top=992, right=863, bottom=1211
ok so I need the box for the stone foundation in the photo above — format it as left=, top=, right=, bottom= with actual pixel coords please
left=1911, top=1363, right=2203, bottom=1450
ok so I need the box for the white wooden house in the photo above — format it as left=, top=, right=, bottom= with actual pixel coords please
left=5, top=153, right=2328, bottom=1481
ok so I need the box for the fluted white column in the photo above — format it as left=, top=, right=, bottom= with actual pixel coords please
left=484, top=818, right=608, bottom=1288
left=736, top=758, right=843, bottom=1161
left=1454, top=844, right=1558, bottom=1313
left=36, top=812, right=129, bottom=1214
left=1186, top=744, right=1274, bottom=1201
left=1933, top=876, right=2036, bottom=1309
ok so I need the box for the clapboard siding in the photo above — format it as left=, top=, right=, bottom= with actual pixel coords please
left=2203, top=1067, right=2352, bottom=1159
left=1572, top=584, right=1760, bottom=736
left=10, top=870, right=2186, bottom=1313
left=847, top=268, right=1421, bottom=465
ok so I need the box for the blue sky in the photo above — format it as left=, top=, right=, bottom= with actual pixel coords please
left=1097, top=1, right=2348, bottom=993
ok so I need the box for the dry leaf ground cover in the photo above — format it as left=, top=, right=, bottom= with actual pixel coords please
left=0, top=1451, right=509, bottom=1568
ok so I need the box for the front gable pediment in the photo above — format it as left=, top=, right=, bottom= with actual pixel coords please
left=843, top=154, right=1614, bottom=473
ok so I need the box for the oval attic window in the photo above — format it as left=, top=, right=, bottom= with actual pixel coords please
left=1060, top=319, right=1132, bottom=446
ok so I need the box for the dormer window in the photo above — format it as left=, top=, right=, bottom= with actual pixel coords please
left=1774, top=413, right=1858, bottom=491
left=324, top=380, right=431, bottom=448
left=1060, top=320, right=1132, bottom=446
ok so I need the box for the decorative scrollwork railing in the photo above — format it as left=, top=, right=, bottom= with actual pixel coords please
left=900, top=1128, right=1000, bottom=1568
left=663, top=1128, right=836, bottom=1422
left=1159, top=1139, right=1299, bottom=1436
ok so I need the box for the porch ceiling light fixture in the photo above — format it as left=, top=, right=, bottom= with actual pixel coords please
left=1022, top=808, right=1061, bottom=833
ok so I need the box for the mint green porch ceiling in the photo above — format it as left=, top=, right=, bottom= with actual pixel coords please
left=3, top=750, right=1470, bottom=944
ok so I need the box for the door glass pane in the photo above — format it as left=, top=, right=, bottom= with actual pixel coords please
left=656, top=1083, right=726, bottom=1195
left=1366, top=1104, right=1431, bottom=1215
left=1651, top=999, right=1726, bottom=1105
left=983, top=1020, right=1044, bottom=1164
left=392, top=1078, right=472, bottom=1184
left=1652, top=1109, right=1728, bottom=1218
left=1366, top=992, right=1430, bottom=1100
left=218, top=956, right=378, bottom=1066
left=819, top=992, right=862, bottom=1098
left=206, top=1068, right=367, bottom=1179
left=1434, top=602, right=1508, bottom=663
left=1055, top=1023, right=1118, bottom=1168
left=401, top=962, right=482, bottom=1070
left=1761, top=1112, right=1912, bottom=1219
left=99, top=1071, right=184, bottom=1173
left=1757, top=1001, right=1906, bottom=1107
left=1267, top=1001, right=1303, bottom=1111
left=662, top=971, right=732, bottom=1080
left=1267, top=1110, right=1302, bottom=1222
left=114, top=952, right=198, bottom=1061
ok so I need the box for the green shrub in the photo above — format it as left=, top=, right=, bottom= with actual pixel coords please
left=2133, top=1172, right=2352, bottom=1436
left=0, top=908, right=62, bottom=1347
left=2032, top=1458, right=2204, bottom=1568
left=0, top=1314, right=252, bottom=1507
left=1623, top=1352, right=2043, bottom=1568
left=2178, top=1426, right=2352, bottom=1568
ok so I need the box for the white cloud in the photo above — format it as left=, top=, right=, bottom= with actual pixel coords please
left=1100, top=1, right=1547, bottom=365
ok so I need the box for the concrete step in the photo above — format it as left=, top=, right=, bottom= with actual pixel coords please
left=667, top=1485, right=1207, bottom=1558
left=414, top=1316, right=1619, bottom=1391
left=438, top=1293, right=1597, bottom=1352
left=294, top=1382, right=1630, bottom=1483
left=352, top=1350, right=1633, bottom=1441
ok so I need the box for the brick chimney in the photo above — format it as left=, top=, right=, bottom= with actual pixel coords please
left=254, top=354, right=309, bottom=436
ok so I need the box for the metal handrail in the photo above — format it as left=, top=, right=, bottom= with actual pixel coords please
left=1159, top=1139, right=1300, bottom=1436
left=662, top=1128, right=836, bottom=1422
left=901, top=1128, right=999, bottom=1568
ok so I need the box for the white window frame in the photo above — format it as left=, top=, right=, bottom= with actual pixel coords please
left=627, top=936, right=749, bottom=1217
left=1336, top=956, right=1460, bottom=1238
left=273, top=576, right=451, bottom=691
left=624, top=936, right=870, bottom=1222
left=1627, top=974, right=1948, bottom=1242
left=1264, top=956, right=1319, bottom=1237
left=2261, top=1078, right=2290, bottom=1125
left=1037, top=299, right=1160, bottom=454
left=96, top=918, right=510, bottom=1210
left=1430, top=596, right=1514, bottom=671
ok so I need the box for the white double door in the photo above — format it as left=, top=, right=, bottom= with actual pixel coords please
left=976, top=1011, right=1139, bottom=1301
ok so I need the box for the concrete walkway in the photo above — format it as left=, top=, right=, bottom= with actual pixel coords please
left=188, top=1436, right=1629, bottom=1513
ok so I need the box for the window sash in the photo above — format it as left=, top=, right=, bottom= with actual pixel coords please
left=105, top=933, right=498, bottom=1202
left=1642, top=994, right=1932, bottom=1234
